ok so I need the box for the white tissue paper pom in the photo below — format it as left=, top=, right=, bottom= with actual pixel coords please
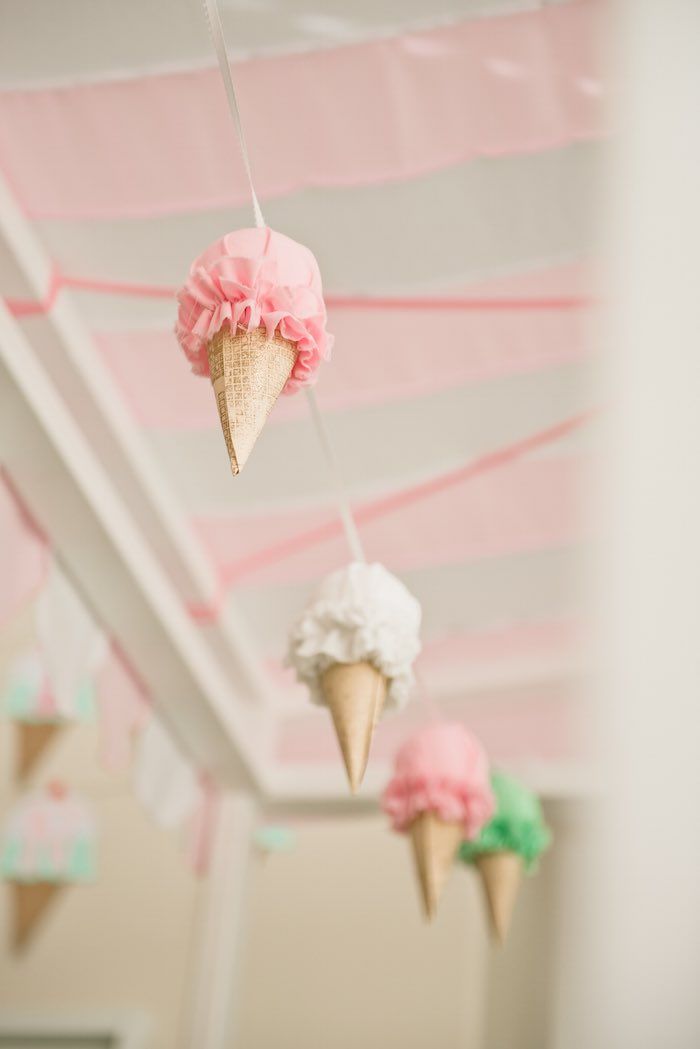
left=287, top=562, right=422, bottom=710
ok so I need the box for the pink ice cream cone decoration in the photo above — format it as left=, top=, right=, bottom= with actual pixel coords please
left=382, top=723, right=494, bottom=921
left=175, top=227, right=331, bottom=474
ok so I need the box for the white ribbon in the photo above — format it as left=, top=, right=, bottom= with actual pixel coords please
left=201, top=0, right=366, bottom=564
left=201, top=0, right=265, bottom=229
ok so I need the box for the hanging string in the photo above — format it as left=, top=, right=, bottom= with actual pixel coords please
left=200, top=0, right=366, bottom=564
left=304, top=387, right=366, bottom=563
left=201, top=0, right=265, bottom=229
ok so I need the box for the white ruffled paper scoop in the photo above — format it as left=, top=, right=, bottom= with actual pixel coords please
left=287, top=562, right=422, bottom=792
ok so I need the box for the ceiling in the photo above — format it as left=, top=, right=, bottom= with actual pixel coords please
left=0, top=0, right=602, bottom=805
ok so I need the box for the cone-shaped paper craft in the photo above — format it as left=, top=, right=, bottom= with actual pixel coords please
left=11, top=881, right=63, bottom=951
left=410, top=812, right=463, bottom=921
left=2, top=785, right=96, bottom=951
left=458, top=771, right=550, bottom=943
left=16, top=722, right=62, bottom=781
left=476, top=850, right=523, bottom=944
left=382, top=722, right=494, bottom=921
left=321, top=661, right=387, bottom=793
left=175, top=228, right=331, bottom=475
left=287, top=562, right=422, bottom=793
left=207, top=327, right=296, bottom=475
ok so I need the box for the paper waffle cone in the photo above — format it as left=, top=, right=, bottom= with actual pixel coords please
left=207, top=327, right=297, bottom=475
left=321, top=661, right=387, bottom=794
left=476, top=850, right=523, bottom=944
left=410, top=812, right=463, bottom=922
left=16, top=722, right=62, bottom=781
left=11, top=882, right=64, bottom=951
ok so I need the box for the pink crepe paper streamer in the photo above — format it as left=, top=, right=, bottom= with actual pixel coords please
left=192, top=452, right=586, bottom=592
left=4, top=266, right=592, bottom=318
left=190, top=410, right=596, bottom=609
left=186, top=410, right=594, bottom=621
left=0, top=3, right=605, bottom=221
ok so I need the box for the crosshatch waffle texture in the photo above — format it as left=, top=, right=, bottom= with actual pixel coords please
left=207, top=327, right=297, bottom=474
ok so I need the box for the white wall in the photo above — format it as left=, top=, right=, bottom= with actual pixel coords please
left=238, top=810, right=568, bottom=1049
left=0, top=723, right=571, bottom=1049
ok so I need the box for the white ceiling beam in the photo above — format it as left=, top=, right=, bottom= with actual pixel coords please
left=0, top=171, right=278, bottom=725
left=0, top=299, right=265, bottom=787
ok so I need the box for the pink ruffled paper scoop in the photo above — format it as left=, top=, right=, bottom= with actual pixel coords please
left=382, top=722, right=494, bottom=921
left=175, top=226, right=332, bottom=474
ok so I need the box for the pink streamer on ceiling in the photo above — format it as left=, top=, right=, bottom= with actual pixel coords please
left=28, top=261, right=590, bottom=428
left=276, top=683, right=580, bottom=765
left=0, top=2, right=604, bottom=220
left=193, top=454, right=587, bottom=590
left=95, top=292, right=590, bottom=428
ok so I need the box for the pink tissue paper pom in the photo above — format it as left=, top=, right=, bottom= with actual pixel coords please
left=175, top=226, right=332, bottom=395
left=382, top=722, right=495, bottom=839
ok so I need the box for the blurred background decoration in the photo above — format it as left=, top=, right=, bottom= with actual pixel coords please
left=0, top=0, right=609, bottom=1047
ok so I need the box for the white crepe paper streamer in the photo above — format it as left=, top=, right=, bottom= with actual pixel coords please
left=134, top=719, right=198, bottom=830
left=287, top=561, right=422, bottom=710
left=35, top=561, right=107, bottom=717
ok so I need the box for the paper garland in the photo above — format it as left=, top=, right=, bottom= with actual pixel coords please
left=134, top=719, right=198, bottom=830
left=458, top=772, right=551, bottom=943
left=382, top=722, right=494, bottom=920
left=1, top=785, right=96, bottom=883
left=35, top=563, right=107, bottom=717
left=287, top=562, right=422, bottom=711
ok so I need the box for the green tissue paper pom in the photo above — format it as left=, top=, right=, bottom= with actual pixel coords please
left=254, top=826, right=297, bottom=853
left=67, top=839, right=96, bottom=881
left=459, top=772, right=551, bottom=873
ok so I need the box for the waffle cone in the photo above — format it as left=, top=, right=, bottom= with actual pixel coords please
left=16, top=722, right=63, bottom=781
left=476, top=850, right=523, bottom=944
left=207, top=327, right=297, bottom=475
left=11, top=882, right=64, bottom=951
left=410, top=813, right=463, bottom=922
left=321, top=661, right=387, bottom=794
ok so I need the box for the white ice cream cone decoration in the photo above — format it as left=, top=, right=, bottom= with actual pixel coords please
left=321, top=661, right=387, bottom=792
left=176, top=227, right=331, bottom=474
left=382, top=723, right=494, bottom=921
left=287, top=562, right=421, bottom=793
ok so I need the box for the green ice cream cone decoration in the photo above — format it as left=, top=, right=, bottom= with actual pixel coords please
left=459, top=772, right=551, bottom=944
